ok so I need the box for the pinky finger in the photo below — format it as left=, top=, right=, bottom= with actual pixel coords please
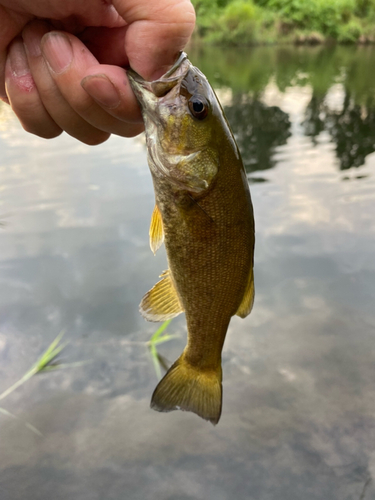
left=5, top=38, right=62, bottom=139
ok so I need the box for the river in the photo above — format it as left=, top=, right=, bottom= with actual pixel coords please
left=1, top=45, right=375, bottom=499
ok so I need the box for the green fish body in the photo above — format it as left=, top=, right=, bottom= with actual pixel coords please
left=128, top=53, right=255, bottom=424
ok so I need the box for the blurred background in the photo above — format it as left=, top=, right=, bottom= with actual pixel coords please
left=1, top=5, right=375, bottom=500
left=191, top=0, right=375, bottom=45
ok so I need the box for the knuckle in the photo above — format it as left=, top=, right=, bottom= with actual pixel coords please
left=72, top=96, right=98, bottom=117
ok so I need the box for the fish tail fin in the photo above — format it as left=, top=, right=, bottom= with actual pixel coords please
left=150, top=354, right=222, bottom=425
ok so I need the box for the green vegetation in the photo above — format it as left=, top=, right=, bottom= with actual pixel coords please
left=0, top=322, right=176, bottom=435
left=0, top=321, right=177, bottom=435
left=0, top=332, right=67, bottom=403
left=191, top=0, right=375, bottom=45
left=147, top=320, right=177, bottom=379
left=0, top=332, right=85, bottom=435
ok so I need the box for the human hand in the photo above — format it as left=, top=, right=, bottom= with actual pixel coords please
left=1, top=0, right=195, bottom=143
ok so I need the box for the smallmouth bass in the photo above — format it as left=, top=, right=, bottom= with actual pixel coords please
left=128, top=53, right=255, bottom=425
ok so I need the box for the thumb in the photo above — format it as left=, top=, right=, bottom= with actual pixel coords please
left=113, top=0, right=195, bottom=80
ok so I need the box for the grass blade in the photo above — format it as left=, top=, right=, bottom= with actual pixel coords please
left=0, top=331, right=83, bottom=436
left=148, top=320, right=176, bottom=378
left=148, top=320, right=172, bottom=346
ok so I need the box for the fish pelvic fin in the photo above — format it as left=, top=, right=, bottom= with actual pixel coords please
left=149, top=204, right=164, bottom=255
left=140, top=270, right=184, bottom=322
left=151, top=354, right=223, bottom=425
left=236, top=268, right=255, bottom=318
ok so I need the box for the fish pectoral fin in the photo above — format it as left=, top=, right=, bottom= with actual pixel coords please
left=236, top=268, right=255, bottom=318
left=149, top=204, right=164, bottom=255
left=139, top=269, right=184, bottom=322
left=151, top=354, right=223, bottom=425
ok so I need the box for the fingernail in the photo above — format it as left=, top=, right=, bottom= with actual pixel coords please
left=41, top=32, right=73, bottom=74
left=9, top=38, right=31, bottom=78
left=81, top=74, right=121, bottom=109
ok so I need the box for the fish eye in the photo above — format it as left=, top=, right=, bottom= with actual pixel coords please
left=188, top=96, right=209, bottom=120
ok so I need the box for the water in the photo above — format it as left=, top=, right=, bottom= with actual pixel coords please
left=1, top=45, right=375, bottom=499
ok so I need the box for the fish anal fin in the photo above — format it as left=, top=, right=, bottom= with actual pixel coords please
left=151, top=354, right=222, bottom=425
left=150, top=204, right=164, bottom=255
left=236, top=268, right=255, bottom=318
left=139, top=269, right=184, bottom=322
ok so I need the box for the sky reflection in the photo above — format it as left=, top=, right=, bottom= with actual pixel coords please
left=1, top=45, right=375, bottom=500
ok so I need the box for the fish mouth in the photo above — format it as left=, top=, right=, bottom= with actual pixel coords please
left=128, top=52, right=202, bottom=190
left=127, top=52, right=190, bottom=106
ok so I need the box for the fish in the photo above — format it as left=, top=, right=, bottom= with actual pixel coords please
left=128, top=52, right=255, bottom=425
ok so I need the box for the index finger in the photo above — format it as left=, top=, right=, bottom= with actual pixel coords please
left=113, top=0, right=195, bottom=81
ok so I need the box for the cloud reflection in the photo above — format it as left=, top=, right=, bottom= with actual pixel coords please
left=1, top=47, right=375, bottom=500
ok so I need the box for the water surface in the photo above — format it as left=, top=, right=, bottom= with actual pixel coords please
left=1, top=45, right=375, bottom=499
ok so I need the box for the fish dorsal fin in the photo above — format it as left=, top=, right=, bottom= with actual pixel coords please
left=149, top=204, right=164, bottom=255
left=236, top=268, right=255, bottom=318
left=140, top=270, right=184, bottom=322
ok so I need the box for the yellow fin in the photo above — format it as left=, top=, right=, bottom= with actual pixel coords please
left=149, top=204, right=164, bottom=255
left=236, top=268, right=255, bottom=318
left=139, top=270, right=184, bottom=322
left=151, top=354, right=222, bottom=425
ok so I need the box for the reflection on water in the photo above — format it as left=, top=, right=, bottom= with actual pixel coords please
left=326, top=94, right=375, bottom=170
left=191, top=44, right=375, bottom=175
left=1, top=45, right=375, bottom=499
left=302, top=90, right=375, bottom=170
left=225, top=96, right=291, bottom=173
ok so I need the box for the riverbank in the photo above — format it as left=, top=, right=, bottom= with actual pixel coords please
left=192, top=0, right=375, bottom=46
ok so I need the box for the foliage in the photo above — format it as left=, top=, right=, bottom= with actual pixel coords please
left=355, top=0, right=375, bottom=16
left=337, top=19, right=362, bottom=41
left=192, top=0, right=224, bottom=36
left=208, top=1, right=262, bottom=45
left=193, top=0, right=264, bottom=44
left=266, top=0, right=355, bottom=31
left=223, top=0, right=257, bottom=28
left=192, top=0, right=375, bottom=44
